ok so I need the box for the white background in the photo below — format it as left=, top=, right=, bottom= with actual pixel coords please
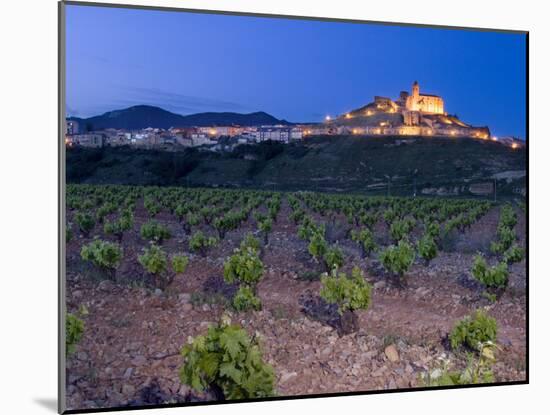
left=0, top=0, right=545, bottom=413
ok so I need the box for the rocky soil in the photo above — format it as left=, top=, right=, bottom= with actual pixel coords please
left=65, top=202, right=527, bottom=411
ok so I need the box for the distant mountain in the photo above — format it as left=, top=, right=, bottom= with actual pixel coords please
left=68, top=105, right=291, bottom=130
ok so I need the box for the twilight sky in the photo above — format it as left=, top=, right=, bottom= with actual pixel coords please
left=66, top=4, right=527, bottom=138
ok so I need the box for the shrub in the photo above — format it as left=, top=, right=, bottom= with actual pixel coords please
left=138, top=245, right=176, bottom=289
left=308, top=232, right=328, bottom=261
left=472, top=254, right=508, bottom=289
left=379, top=239, right=415, bottom=282
left=232, top=286, right=262, bottom=312
left=240, top=233, right=261, bottom=253
left=504, top=244, right=524, bottom=264
left=500, top=204, right=517, bottom=228
left=200, top=206, right=216, bottom=224
left=75, top=212, right=95, bottom=236
left=213, top=211, right=246, bottom=240
left=420, top=342, right=497, bottom=386
left=449, top=310, right=498, bottom=351
left=320, top=267, right=372, bottom=315
left=224, top=247, right=265, bottom=311
left=358, top=211, right=378, bottom=228
left=66, top=313, right=84, bottom=355
left=95, top=202, right=117, bottom=223
left=417, top=234, right=438, bottom=265
left=174, top=204, right=189, bottom=221
left=389, top=218, right=415, bottom=242
left=257, top=217, right=273, bottom=245
left=172, top=254, right=189, bottom=274
left=490, top=225, right=516, bottom=254
left=425, top=221, right=440, bottom=240
left=223, top=248, right=264, bottom=287
left=179, top=319, right=275, bottom=400
left=144, top=196, right=160, bottom=217
left=81, top=239, right=122, bottom=278
left=140, top=220, right=171, bottom=243
left=183, top=213, right=200, bottom=234
left=189, top=231, right=218, bottom=256
left=323, top=246, right=344, bottom=272
left=298, top=218, right=324, bottom=241
left=383, top=208, right=397, bottom=225
left=104, top=209, right=134, bottom=242
left=139, top=244, right=168, bottom=275
left=289, top=209, right=305, bottom=224
left=350, top=228, right=376, bottom=258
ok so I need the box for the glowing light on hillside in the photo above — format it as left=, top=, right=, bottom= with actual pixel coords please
left=426, top=129, right=433, bottom=135
left=209, top=129, right=217, bottom=135
left=345, top=113, right=351, bottom=119
left=492, top=136, right=498, bottom=141
left=511, top=142, right=518, bottom=149
left=325, top=115, right=331, bottom=121
left=366, top=110, right=373, bottom=116
left=450, top=130, right=457, bottom=136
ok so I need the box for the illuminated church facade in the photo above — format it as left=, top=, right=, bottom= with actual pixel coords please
left=404, top=81, right=445, bottom=115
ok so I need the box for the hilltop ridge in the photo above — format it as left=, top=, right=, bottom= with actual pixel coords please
left=68, top=105, right=291, bottom=130
left=67, top=135, right=526, bottom=198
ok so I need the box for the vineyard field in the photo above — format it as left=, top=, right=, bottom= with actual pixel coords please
left=64, top=184, right=526, bottom=410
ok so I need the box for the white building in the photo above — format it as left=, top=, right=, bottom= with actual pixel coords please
left=72, top=133, right=105, bottom=148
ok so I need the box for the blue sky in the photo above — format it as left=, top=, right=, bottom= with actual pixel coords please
left=66, top=4, right=527, bottom=138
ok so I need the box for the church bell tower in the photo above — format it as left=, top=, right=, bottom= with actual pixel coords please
left=412, top=80, right=420, bottom=97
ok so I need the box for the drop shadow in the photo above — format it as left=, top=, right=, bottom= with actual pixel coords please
left=34, top=398, right=57, bottom=413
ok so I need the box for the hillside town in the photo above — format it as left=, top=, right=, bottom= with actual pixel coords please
left=65, top=82, right=525, bottom=151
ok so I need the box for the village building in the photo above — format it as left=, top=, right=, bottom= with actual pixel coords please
left=72, top=133, right=105, bottom=148
left=66, top=119, right=80, bottom=135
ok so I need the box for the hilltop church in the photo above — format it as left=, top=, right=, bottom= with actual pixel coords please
left=324, top=81, right=491, bottom=139
left=402, top=81, right=445, bottom=115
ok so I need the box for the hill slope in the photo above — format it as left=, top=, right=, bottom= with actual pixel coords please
left=69, top=105, right=289, bottom=130
left=66, top=136, right=526, bottom=198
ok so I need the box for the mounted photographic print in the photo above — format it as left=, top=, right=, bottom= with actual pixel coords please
left=59, top=1, right=528, bottom=413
